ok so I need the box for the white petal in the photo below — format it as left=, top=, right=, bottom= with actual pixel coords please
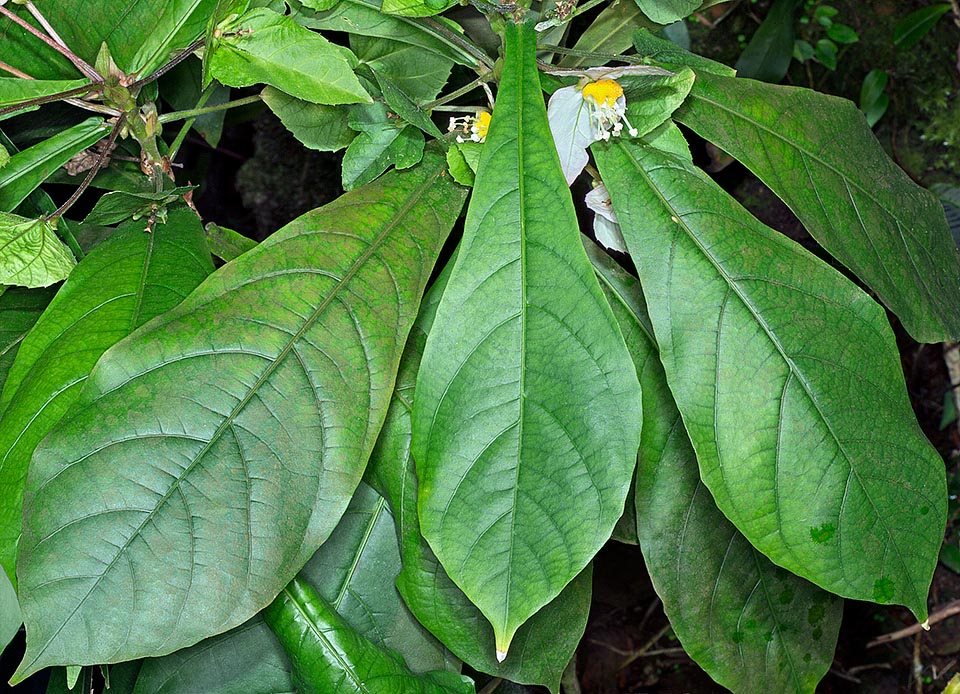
left=593, top=214, right=628, bottom=254
left=547, top=86, right=595, bottom=185
left=584, top=184, right=619, bottom=224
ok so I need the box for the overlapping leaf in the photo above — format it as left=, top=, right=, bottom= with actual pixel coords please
left=675, top=72, right=960, bottom=342
left=588, top=241, right=842, bottom=694
left=594, top=138, right=945, bottom=620
left=12, top=153, right=466, bottom=680
left=0, top=286, right=54, bottom=400
left=0, top=208, right=213, bottom=586
left=0, top=213, right=75, bottom=287
left=411, top=21, right=641, bottom=658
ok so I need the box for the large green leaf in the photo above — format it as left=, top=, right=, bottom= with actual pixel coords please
left=588, top=241, right=842, bottom=694
left=558, top=0, right=653, bottom=68
left=0, top=286, right=55, bottom=400
left=351, top=35, right=452, bottom=104
left=11, top=152, right=466, bottom=680
left=365, top=265, right=592, bottom=693
left=410, top=21, right=641, bottom=658
left=0, top=118, right=108, bottom=212
left=675, top=72, right=960, bottom=343
left=0, top=567, right=18, bottom=652
left=132, top=617, right=294, bottom=694
left=0, top=207, right=213, bottom=587
left=262, top=87, right=355, bottom=153
left=0, top=78, right=93, bottom=108
left=594, top=138, right=945, bottom=620
left=342, top=104, right=425, bottom=190
left=207, top=8, right=371, bottom=105
left=0, top=213, right=75, bottom=287
left=300, top=482, right=454, bottom=673
left=262, top=577, right=474, bottom=694
left=633, top=0, right=699, bottom=23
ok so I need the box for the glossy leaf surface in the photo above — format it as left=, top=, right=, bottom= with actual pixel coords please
left=13, top=153, right=466, bottom=680
left=263, top=577, right=474, bottom=694
left=589, top=242, right=842, bottom=694
left=675, top=72, right=960, bottom=342
left=0, top=286, right=54, bottom=400
left=594, top=138, right=945, bottom=619
left=0, top=208, right=213, bottom=586
left=208, top=8, right=370, bottom=105
left=411, top=21, right=641, bottom=657
left=0, top=213, right=75, bottom=288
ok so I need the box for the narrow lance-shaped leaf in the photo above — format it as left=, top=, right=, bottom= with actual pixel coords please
left=12, top=152, right=466, bottom=681
left=262, top=577, right=474, bottom=694
left=0, top=212, right=75, bottom=288
left=594, top=137, right=945, bottom=620
left=411, top=21, right=642, bottom=659
left=366, top=262, right=593, bottom=693
left=587, top=240, right=842, bottom=694
left=675, top=72, right=960, bottom=343
left=0, top=78, right=93, bottom=108
left=0, top=208, right=214, bottom=588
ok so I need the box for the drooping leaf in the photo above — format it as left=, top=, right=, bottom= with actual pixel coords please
left=204, top=222, right=258, bottom=262
left=588, top=240, right=842, bottom=694
left=342, top=104, right=425, bottom=190
left=893, top=4, right=951, bottom=50
left=0, top=286, right=55, bottom=401
left=594, top=137, right=945, bottom=621
left=675, top=71, right=960, bottom=342
left=411, top=21, right=642, bottom=658
left=207, top=8, right=371, bottom=105
left=0, top=213, right=75, bottom=287
left=262, top=87, right=355, bottom=152
left=364, top=264, right=593, bottom=693
left=373, top=72, right=443, bottom=138
left=300, top=482, right=455, bottom=673
left=352, top=35, right=453, bottom=104
left=859, top=68, right=889, bottom=127
left=0, top=207, right=213, bottom=587
left=131, top=617, right=294, bottom=694
left=262, top=577, right=474, bottom=694
left=0, top=568, right=18, bottom=652
left=633, top=0, right=699, bottom=24
left=0, top=118, right=109, bottom=212
left=82, top=187, right=196, bottom=226
left=12, top=152, right=466, bottom=681
left=558, top=0, right=653, bottom=68
left=734, top=0, right=802, bottom=83
left=0, top=78, right=93, bottom=108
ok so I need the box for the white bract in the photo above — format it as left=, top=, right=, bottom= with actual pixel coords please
left=547, top=78, right=638, bottom=184
left=585, top=183, right=627, bottom=253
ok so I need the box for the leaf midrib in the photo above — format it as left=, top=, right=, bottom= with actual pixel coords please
left=21, top=159, right=445, bottom=671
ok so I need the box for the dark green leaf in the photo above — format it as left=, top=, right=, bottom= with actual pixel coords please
left=161, top=59, right=231, bottom=148
left=0, top=118, right=108, bottom=212
left=0, top=208, right=213, bottom=587
left=352, top=35, right=453, bottom=104
left=411, top=21, right=641, bottom=657
left=262, top=87, right=355, bottom=152
left=262, top=577, right=474, bottom=694
left=0, top=286, right=54, bottom=401
left=12, top=152, right=466, bottom=680
left=859, top=69, right=888, bottom=127
left=676, top=72, right=960, bottom=342
left=893, top=4, right=951, bottom=50
left=813, top=39, right=836, bottom=69
left=825, top=23, right=858, bottom=44
left=632, top=28, right=736, bottom=76
left=594, top=138, right=945, bottom=621
left=793, top=39, right=814, bottom=62
left=559, top=0, right=653, bottom=68
left=373, top=72, right=443, bottom=138
left=587, top=240, right=842, bottom=694
left=207, top=8, right=371, bottom=105
left=0, top=213, right=75, bottom=287
left=342, top=104, right=425, bottom=190
left=82, top=188, right=196, bottom=226
left=734, top=0, right=802, bottom=83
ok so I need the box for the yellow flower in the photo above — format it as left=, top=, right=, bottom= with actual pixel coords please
left=579, top=79, right=638, bottom=141
left=448, top=110, right=492, bottom=143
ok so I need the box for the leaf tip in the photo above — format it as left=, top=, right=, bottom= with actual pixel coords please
left=495, top=648, right=508, bottom=663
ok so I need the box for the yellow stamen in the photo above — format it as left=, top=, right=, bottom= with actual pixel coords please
left=581, top=79, right=624, bottom=107
left=473, top=110, right=491, bottom=139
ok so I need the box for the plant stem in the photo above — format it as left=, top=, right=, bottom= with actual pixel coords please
left=536, top=44, right=644, bottom=63
left=130, top=38, right=205, bottom=88
left=158, top=93, right=262, bottom=125
left=23, top=1, right=68, bottom=49
left=477, top=678, right=502, bottom=694
left=423, top=72, right=494, bottom=111
left=0, top=59, right=32, bottom=79
left=535, top=0, right=607, bottom=31
left=0, top=83, right=101, bottom=120
left=50, top=113, right=125, bottom=222
left=165, top=83, right=217, bottom=163
left=0, top=5, right=100, bottom=81
left=418, top=16, right=495, bottom=71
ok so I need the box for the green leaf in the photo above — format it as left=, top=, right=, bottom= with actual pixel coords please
left=675, top=72, right=960, bottom=343
left=633, top=0, right=699, bottom=24
left=373, top=72, right=443, bottom=138
left=859, top=69, right=888, bottom=128
left=204, top=222, right=258, bottom=262
left=813, top=39, right=836, bottom=70
left=587, top=239, right=842, bottom=694
left=82, top=187, right=196, bottom=226
left=262, top=577, right=474, bottom=694
left=352, top=35, right=453, bottom=104
left=381, top=0, right=456, bottom=18
left=131, top=617, right=294, bottom=694
left=632, top=28, right=736, bottom=76
left=161, top=59, right=230, bottom=148
left=1, top=568, right=18, bottom=652
left=365, top=269, right=592, bottom=693
left=207, top=8, right=371, bottom=105
left=411, top=21, right=642, bottom=657
left=825, top=23, right=858, bottom=44
left=594, top=137, right=945, bottom=621
left=12, top=152, right=466, bottom=681
left=342, top=104, right=425, bottom=190
left=300, top=482, right=454, bottom=672
left=262, top=87, right=355, bottom=152
left=559, top=0, right=653, bottom=68
left=893, top=4, right=951, bottom=50
left=0, top=213, right=75, bottom=287
left=0, top=78, right=92, bottom=108
left=0, top=286, right=54, bottom=401
left=734, top=0, right=802, bottom=83
left=0, top=118, right=109, bottom=212
left=0, top=207, right=213, bottom=587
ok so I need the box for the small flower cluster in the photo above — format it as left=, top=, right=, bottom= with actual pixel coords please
left=448, top=110, right=491, bottom=143
left=579, top=79, right=638, bottom=141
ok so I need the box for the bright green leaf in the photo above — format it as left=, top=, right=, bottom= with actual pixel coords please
left=381, top=0, right=456, bottom=18
left=342, top=104, right=425, bottom=190
left=894, top=4, right=951, bottom=50
left=0, top=286, right=55, bottom=402
left=12, top=152, right=465, bottom=681
left=0, top=208, right=213, bottom=587
left=411, top=21, right=641, bottom=657
left=262, top=577, right=473, bottom=694
left=734, top=0, right=802, bottom=83
left=445, top=145, right=476, bottom=187
left=0, top=78, right=93, bottom=108
left=594, top=137, right=945, bottom=621
left=262, top=87, right=355, bottom=152
left=352, top=35, right=453, bottom=104
left=588, top=240, right=842, bottom=694
left=0, top=213, right=75, bottom=288
left=208, top=8, right=371, bottom=105
left=676, top=72, right=960, bottom=343
left=632, top=0, right=699, bottom=24
left=0, top=118, right=108, bottom=212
